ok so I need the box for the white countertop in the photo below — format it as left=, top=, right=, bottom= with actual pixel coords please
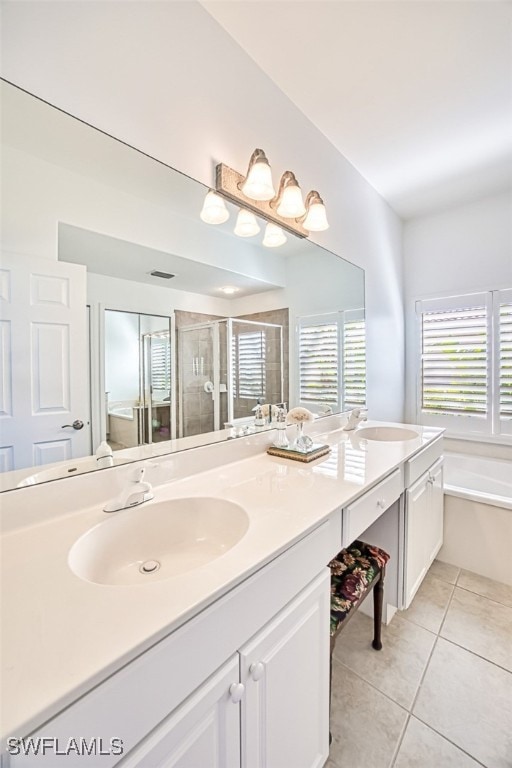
left=0, top=420, right=443, bottom=741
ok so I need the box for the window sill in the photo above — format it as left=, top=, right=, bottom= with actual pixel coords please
left=442, top=431, right=512, bottom=447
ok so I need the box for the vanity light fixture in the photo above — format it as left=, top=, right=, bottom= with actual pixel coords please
left=263, top=222, right=287, bottom=248
left=274, top=171, right=306, bottom=218
left=211, top=149, right=329, bottom=238
left=302, top=191, right=329, bottom=232
left=240, top=149, right=276, bottom=201
left=234, top=208, right=260, bottom=237
left=200, top=190, right=230, bottom=225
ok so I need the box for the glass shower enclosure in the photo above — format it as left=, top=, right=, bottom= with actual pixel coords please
left=178, top=318, right=284, bottom=438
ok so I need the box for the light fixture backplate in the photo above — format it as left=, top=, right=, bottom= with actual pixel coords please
left=216, top=163, right=307, bottom=238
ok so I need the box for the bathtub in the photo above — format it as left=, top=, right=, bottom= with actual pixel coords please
left=108, top=406, right=138, bottom=448
left=108, top=406, right=134, bottom=420
left=439, top=451, right=512, bottom=586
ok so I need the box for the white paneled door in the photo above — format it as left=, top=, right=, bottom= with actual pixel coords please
left=0, top=254, right=90, bottom=471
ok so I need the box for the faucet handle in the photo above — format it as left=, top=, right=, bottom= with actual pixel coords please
left=131, top=466, right=147, bottom=483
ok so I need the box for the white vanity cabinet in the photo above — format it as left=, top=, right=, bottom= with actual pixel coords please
left=116, top=655, right=241, bottom=768
left=5, top=517, right=337, bottom=768
left=239, top=570, right=329, bottom=768
left=115, top=571, right=330, bottom=768
left=403, top=442, right=444, bottom=609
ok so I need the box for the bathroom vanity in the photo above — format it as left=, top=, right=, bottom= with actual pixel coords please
left=0, top=418, right=443, bottom=767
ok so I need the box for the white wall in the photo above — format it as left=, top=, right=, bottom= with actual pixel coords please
left=403, top=190, right=512, bottom=420
left=1, top=1, right=405, bottom=421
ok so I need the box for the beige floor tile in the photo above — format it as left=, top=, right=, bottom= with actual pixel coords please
left=333, top=612, right=436, bottom=710
left=413, top=638, right=512, bottom=767
left=441, top=587, right=512, bottom=672
left=458, top=570, right=512, bottom=608
left=401, top=574, right=454, bottom=633
left=330, top=663, right=407, bottom=768
left=394, top=717, right=480, bottom=767
left=429, top=559, right=460, bottom=585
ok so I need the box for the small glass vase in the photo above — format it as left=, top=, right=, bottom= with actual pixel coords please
left=293, top=422, right=314, bottom=453
left=273, top=424, right=289, bottom=449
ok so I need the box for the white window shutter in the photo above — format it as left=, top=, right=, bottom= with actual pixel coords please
left=420, top=305, right=488, bottom=416
left=298, top=321, right=339, bottom=406
left=233, top=330, right=266, bottom=400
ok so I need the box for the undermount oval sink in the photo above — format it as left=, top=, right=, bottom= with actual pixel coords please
left=68, top=497, right=249, bottom=586
left=356, top=426, right=419, bottom=442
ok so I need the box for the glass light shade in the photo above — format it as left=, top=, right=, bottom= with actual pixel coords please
left=234, top=209, right=260, bottom=237
left=276, top=183, right=306, bottom=218
left=241, top=160, right=275, bottom=201
left=303, top=201, right=329, bottom=231
left=200, top=191, right=229, bottom=225
left=263, top=222, right=287, bottom=248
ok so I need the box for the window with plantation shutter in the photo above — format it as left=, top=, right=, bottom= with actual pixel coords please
left=299, top=321, right=339, bottom=406
left=233, top=330, right=266, bottom=400
left=344, top=318, right=366, bottom=409
left=297, top=311, right=366, bottom=411
left=499, top=302, right=512, bottom=417
left=498, top=297, right=512, bottom=431
left=416, top=290, right=512, bottom=438
left=421, top=304, right=488, bottom=416
left=150, top=335, right=171, bottom=393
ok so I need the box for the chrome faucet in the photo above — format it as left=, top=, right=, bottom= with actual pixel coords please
left=104, top=466, right=154, bottom=513
left=343, top=408, right=368, bottom=431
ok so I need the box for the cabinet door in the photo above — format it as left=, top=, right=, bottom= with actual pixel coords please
left=116, top=655, right=241, bottom=768
left=239, top=570, right=330, bottom=768
left=425, top=459, right=444, bottom=565
left=404, top=472, right=430, bottom=609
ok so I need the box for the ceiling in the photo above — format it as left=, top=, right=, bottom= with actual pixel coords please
left=59, top=224, right=283, bottom=297
left=202, top=1, right=512, bottom=219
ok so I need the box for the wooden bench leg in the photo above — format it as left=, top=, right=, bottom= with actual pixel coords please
left=372, top=572, right=384, bottom=651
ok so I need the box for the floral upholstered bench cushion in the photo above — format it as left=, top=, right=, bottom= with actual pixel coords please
left=329, top=540, right=390, bottom=637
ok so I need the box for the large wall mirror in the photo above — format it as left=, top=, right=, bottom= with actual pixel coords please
left=0, top=79, right=365, bottom=491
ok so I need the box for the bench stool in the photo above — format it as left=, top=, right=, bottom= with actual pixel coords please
left=328, top=540, right=390, bottom=741
left=329, top=539, right=390, bottom=651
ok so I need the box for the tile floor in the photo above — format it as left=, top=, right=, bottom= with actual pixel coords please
left=328, top=561, right=512, bottom=768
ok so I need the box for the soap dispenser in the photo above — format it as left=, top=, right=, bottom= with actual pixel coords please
left=254, top=404, right=266, bottom=427
left=96, top=440, right=114, bottom=469
left=273, top=407, right=289, bottom=448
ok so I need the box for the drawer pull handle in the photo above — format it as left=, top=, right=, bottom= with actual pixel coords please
left=377, top=498, right=387, bottom=509
left=249, top=662, right=265, bottom=681
left=229, top=682, right=245, bottom=703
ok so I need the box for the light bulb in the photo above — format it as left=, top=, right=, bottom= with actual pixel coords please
left=200, top=190, right=229, bottom=225
left=234, top=209, right=260, bottom=237
left=303, top=202, right=329, bottom=231
left=241, top=150, right=275, bottom=201
left=276, top=175, right=306, bottom=218
left=263, top=222, right=287, bottom=248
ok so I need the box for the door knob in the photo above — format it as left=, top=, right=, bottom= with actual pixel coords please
left=61, top=420, right=84, bottom=430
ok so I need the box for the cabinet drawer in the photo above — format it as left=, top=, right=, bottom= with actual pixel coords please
left=342, top=468, right=403, bottom=548
left=405, top=437, right=443, bottom=486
